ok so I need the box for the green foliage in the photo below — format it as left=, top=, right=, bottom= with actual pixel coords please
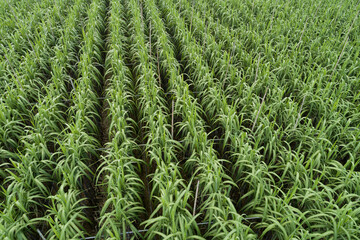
left=1, top=0, right=359, bottom=239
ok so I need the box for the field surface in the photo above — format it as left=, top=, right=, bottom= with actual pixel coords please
left=1, top=0, right=360, bottom=239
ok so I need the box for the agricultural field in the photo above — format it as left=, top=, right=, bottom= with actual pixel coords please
left=0, top=0, right=359, bottom=239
